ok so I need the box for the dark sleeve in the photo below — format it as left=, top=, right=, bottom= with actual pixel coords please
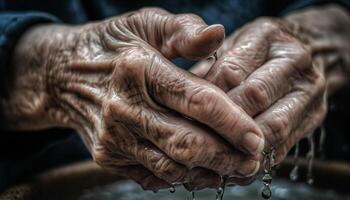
left=0, top=12, right=59, bottom=98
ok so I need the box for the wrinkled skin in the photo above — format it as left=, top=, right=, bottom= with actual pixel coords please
left=191, top=5, right=350, bottom=184
left=1, top=5, right=350, bottom=190
left=2, top=8, right=265, bottom=190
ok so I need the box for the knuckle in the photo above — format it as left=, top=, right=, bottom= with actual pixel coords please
left=153, top=157, right=185, bottom=182
left=294, top=44, right=312, bottom=70
left=264, top=113, right=289, bottom=143
left=188, top=87, right=219, bottom=118
left=102, top=100, right=132, bottom=123
left=220, top=60, right=246, bottom=87
left=314, top=72, right=327, bottom=96
left=92, top=145, right=107, bottom=166
left=169, top=131, right=204, bottom=166
left=243, top=79, right=271, bottom=111
left=102, top=97, right=145, bottom=129
left=118, top=50, right=152, bottom=73
left=154, top=157, right=172, bottom=176
left=255, top=18, right=280, bottom=33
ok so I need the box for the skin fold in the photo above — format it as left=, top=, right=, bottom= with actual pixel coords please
left=1, top=5, right=349, bottom=190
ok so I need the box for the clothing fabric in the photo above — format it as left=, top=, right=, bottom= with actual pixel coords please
left=0, top=0, right=349, bottom=193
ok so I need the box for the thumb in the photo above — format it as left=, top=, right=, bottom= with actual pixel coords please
left=164, top=15, right=225, bottom=60
left=124, top=8, right=225, bottom=60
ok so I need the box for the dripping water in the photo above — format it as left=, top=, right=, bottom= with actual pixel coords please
left=306, top=135, right=315, bottom=185
left=261, top=147, right=275, bottom=200
left=215, top=187, right=224, bottom=200
left=289, top=142, right=300, bottom=181
left=215, top=176, right=226, bottom=200
left=213, top=51, right=218, bottom=61
left=189, top=191, right=196, bottom=200
left=318, top=126, right=326, bottom=159
left=169, top=185, right=176, bottom=193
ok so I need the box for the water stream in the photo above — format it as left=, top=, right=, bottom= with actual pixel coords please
left=289, top=142, right=300, bottom=181
left=306, top=135, right=315, bottom=185
left=261, top=148, right=276, bottom=199
left=190, top=191, right=196, bottom=200
left=318, top=126, right=326, bottom=159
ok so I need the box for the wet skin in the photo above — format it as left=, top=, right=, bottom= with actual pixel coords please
left=1, top=5, right=350, bottom=190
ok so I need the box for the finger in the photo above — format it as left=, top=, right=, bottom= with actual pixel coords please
left=203, top=27, right=270, bottom=92
left=121, top=8, right=225, bottom=60
left=255, top=72, right=326, bottom=151
left=113, top=165, right=171, bottom=190
left=107, top=50, right=261, bottom=174
left=146, top=55, right=264, bottom=155
left=183, top=168, right=221, bottom=190
left=189, top=59, right=213, bottom=78
left=227, top=54, right=310, bottom=117
left=106, top=98, right=261, bottom=177
left=274, top=101, right=326, bottom=164
left=135, top=141, right=188, bottom=184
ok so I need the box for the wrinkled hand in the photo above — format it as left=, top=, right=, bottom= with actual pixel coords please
left=7, top=8, right=266, bottom=190
left=192, top=17, right=327, bottom=180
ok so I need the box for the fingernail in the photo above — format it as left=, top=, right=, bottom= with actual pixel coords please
left=236, top=160, right=260, bottom=177
left=242, top=132, right=264, bottom=154
left=198, top=24, right=224, bottom=34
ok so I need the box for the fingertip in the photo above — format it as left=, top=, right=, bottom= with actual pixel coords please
left=197, top=24, right=225, bottom=38
left=236, top=159, right=260, bottom=177
left=193, top=24, right=225, bottom=58
left=242, top=132, right=265, bottom=155
left=138, top=175, right=171, bottom=191
left=177, top=24, right=225, bottom=60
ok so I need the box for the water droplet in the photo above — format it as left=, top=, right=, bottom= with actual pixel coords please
left=152, top=190, right=158, bottom=194
left=289, top=165, right=299, bottom=181
left=261, top=186, right=272, bottom=199
left=213, top=51, right=218, bottom=61
left=215, top=176, right=227, bottom=200
left=262, top=174, right=272, bottom=185
left=217, top=187, right=223, bottom=195
left=208, top=51, right=218, bottom=62
left=169, top=186, right=176, bottom=193
left=215, top=187, right=223, bottom=200
left=307, top=177, right=314, bottom=185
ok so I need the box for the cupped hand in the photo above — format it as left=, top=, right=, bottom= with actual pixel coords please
left=9, top=8, right=265, bottom=190
left=191, top=17, right=327, bottom=183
